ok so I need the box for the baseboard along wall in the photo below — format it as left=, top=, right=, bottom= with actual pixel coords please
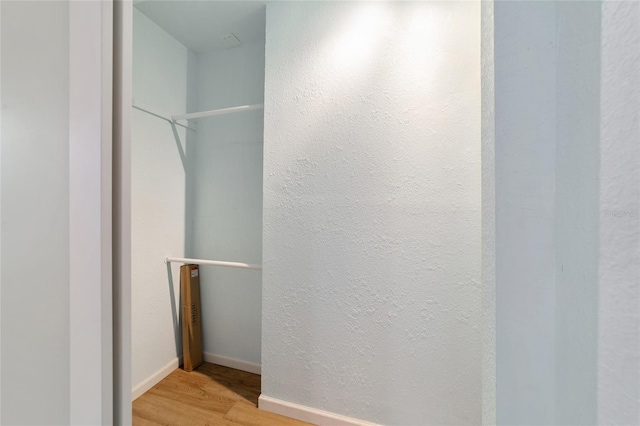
left=258, top=394, right=380, bottom=426
left=132, top=354, right=373, bottom=426
left=132, top=357, right=181, bottom=400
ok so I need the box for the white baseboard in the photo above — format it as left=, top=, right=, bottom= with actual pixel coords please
left=203, top=352, right=261, bottom=375
left=132, top=357, right=180, bottom=401
left=258, top=395, right=380, bottom=426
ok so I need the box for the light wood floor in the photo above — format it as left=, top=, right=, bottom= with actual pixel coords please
left=133, top=362, right=313, bottom=426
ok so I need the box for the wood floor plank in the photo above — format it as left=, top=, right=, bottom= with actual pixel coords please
left=132, top=362, right=312, bottom=426
left=134, top=393, right=228, bottom=426
left=197, top=363, right=261, bottom=404
left=150, top=368, right=239, bottom=412
left=224, top=401, right=315, bottom=426
left=164, top=366, right=214, bottom=387
left=146, top=382, right=237, bottom=414
left=131, top=416, right=164, bottom=426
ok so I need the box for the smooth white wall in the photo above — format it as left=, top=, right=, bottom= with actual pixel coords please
left=598, top=1, right=640, bottom=424
left=191, top=42, right=264, bottom=366
left=1, top=1, right=112, bottom=423
left=263, top=2, right=482, bottom=424
left=1, top=2, right=70, bottom=423
left=113, top=1, right=133, bottom=423
left=554, top=2, right=600, bottom=423
left=494, top=2, right=603, bottom=424
left=494, top=3, right=557, bottom=423
left=69, top=1, right=113, bottom=424
left=132, top=8, right=196, bottom=389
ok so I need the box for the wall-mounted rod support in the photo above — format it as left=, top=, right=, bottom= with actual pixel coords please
left=171, top=103, right=264, bottom=122
left=132, top=99, right=197, bottom=131
left=165, top=257, right=262, bottom=271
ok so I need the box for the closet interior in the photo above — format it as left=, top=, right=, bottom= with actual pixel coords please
left=131, top=0, right=266, bottom=411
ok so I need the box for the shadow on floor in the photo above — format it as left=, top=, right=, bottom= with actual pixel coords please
left=191, top=362, right=261, bottom=405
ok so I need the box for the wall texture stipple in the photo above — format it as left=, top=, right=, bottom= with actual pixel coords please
left=598, top=1, right=640, bottom=423
left=262, top=2, right=482, bottom=424
left=2, top=1, right=640, bottom=423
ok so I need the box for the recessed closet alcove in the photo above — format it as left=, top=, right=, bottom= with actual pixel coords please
left=131, top=0, right=265, bottom=401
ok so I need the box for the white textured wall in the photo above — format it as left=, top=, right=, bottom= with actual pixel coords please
left=132, top=9, right=196, bottom=388
left=481, top=1, right=496, bottom=424
left=263, top=2, right=482, bottom=424
left=1, top=1, right=71, bottom=423
left=598, top=1, right=640, bottom=424
left=191, top=43, right=264, bottom=366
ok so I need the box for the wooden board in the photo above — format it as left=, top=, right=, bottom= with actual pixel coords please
left=180, top=264, right=203, bottom=371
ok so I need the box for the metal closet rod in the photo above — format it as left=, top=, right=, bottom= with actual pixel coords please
left=165, top=256, right=262, bottom=271
left=132, top=100, right=264, bottom=128
left=132, top=100, right=197, bottom=131
left=171, top=103, right=264, bottom=122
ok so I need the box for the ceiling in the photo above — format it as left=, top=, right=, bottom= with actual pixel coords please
left=135, top=1, right=266, bottom=54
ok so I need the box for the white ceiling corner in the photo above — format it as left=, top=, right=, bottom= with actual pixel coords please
left=135, top=1, right=266, bottom=54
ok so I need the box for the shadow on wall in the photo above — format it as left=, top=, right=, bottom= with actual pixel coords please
left=166, top=119, right=193, bottom=359
left=166, top=117, right=194, bottom=358
left=170, top=122, right=188, bottom=172
left=166, top=262, right=182, bottom=358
